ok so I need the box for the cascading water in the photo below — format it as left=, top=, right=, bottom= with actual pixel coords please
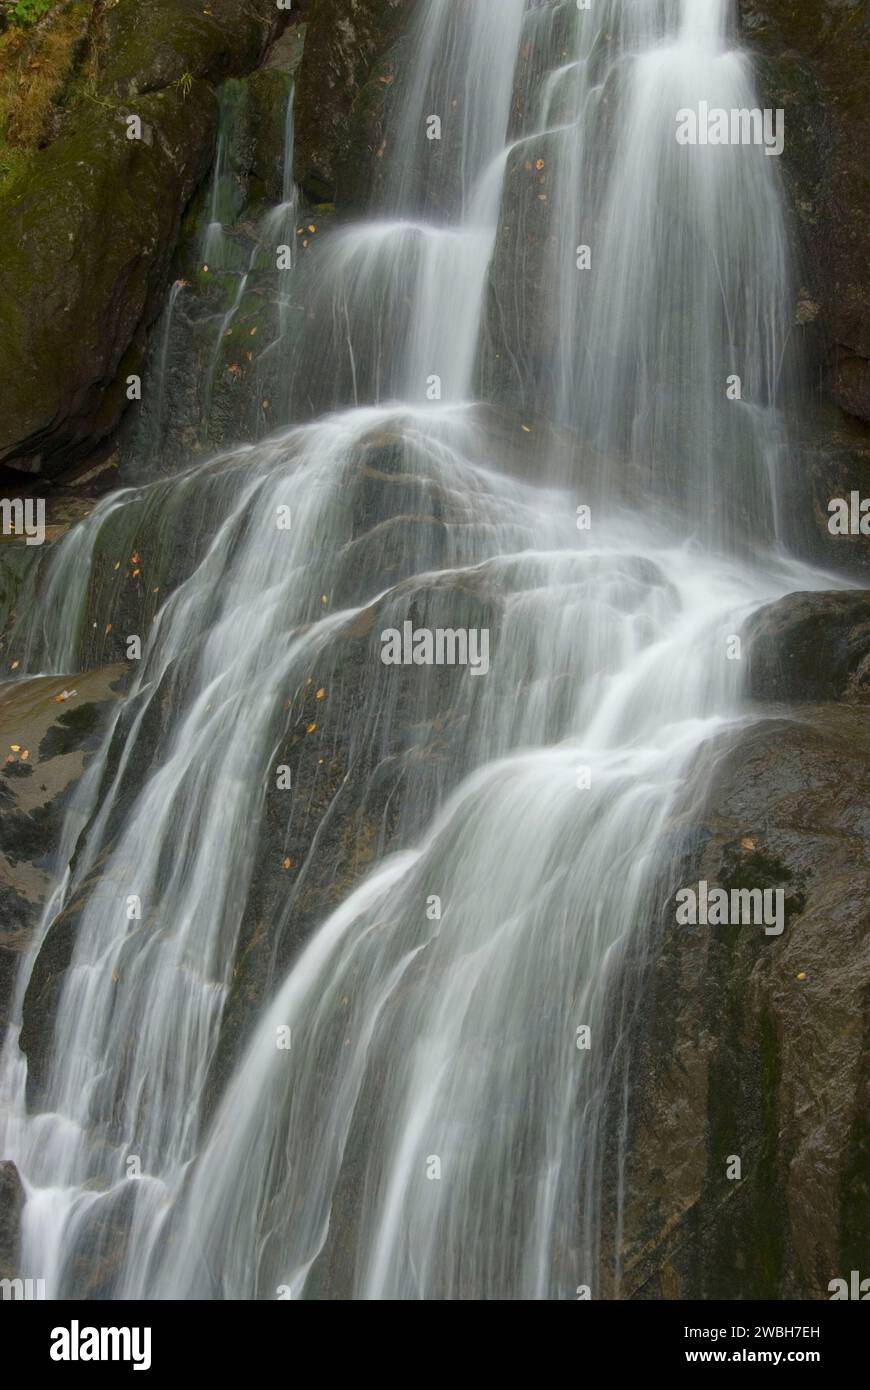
left=0, top=0, right=847, bottom=1299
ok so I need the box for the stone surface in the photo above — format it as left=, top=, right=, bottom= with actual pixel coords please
left=292, top=0, right=410, bottom=203
left=0, top=0, right=281, bottom=479
left=0, top=665, right=126, bottom=1045
left=739, top=0, right=870, bottom=423
left=745, top=589, right=870, bottom=704
left=609, top=703, right=870, bottom=1299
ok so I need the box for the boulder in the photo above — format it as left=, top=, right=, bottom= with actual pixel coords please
left=0, top=1161, right=25, bottom=1282
left=0, top=665, right=126, bottom=1045
left=745, top=589, right=870, bottom=704
left=292, top=0, right=411, bottom=204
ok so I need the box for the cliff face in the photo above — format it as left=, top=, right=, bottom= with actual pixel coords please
left=739, top=0, right=870, bottom=424
left=0, top=0, right=413, bottom=480
left=0, top=0, right=284, bottom=479
left=606, top=592, right=870, bottom=1300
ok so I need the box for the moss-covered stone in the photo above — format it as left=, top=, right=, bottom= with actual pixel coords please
left=609, top=704, right=870, bottom=1299
left=0, top=0, right=282, bottom=479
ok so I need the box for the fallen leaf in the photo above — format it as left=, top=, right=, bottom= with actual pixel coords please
left=10, top=744, right=20, bottom=752
left=10, top=661, right=19, bottom=670
left=315, top=688, right=326, bottom=700
left=796, top=972, right=808, bottom=982
left=20, top=750, right=29, bottom=761
left=741, top=836, right=756, bottom=850
left=306, top=722, right=317, bottom=734
left=282, top=856, right=293, bottom=871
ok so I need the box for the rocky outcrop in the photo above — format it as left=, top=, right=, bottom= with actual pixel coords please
left=0, top=0, right=281, bottom=479
left=746, top=589, right=870, bottom=704
left=739, top=0, right=870, bottom=424
left=608, top=589, right=870, bottom=1299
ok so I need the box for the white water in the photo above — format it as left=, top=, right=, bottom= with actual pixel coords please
left=0, top=0, right=844, bottom=1299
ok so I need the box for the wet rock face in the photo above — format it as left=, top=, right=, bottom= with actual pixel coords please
left=0, top=1160, right=25, bottom=1281
left=745, top=590, right=870, bottom=704
left=0, top=0, right=280, bottom=480
left=292, top=0, right=411, bottom=204
left=738, top=0, right=870, bottom=424
left=607, top=589, right=870, bottom=1299
left=0, top=667, right=126, bottom=1054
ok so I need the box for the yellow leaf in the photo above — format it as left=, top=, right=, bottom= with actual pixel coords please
left=741, top=836, right=755, bottom=850
left=10, top=744, right=20, bottom=752
left=306, top=722, right=317, bottom=734
left=796, top=972, right=808, bottom=982
left=282, top=856, right=293, bottom=870
left=315, top=688, right=326, bottom=700
left=10, top=661, right=19, bottom=670
left=20, top=750, right=29, bottom=761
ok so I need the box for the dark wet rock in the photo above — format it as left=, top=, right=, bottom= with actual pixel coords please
left=745, top=589, right=870, bottom=704
left=776, top=410, right=870, bottom=578
left=0, top=666, right=126, bottom=1051
left=245, top=68, right=295, bottom=206
left=738, top=0, right=870, bottom=424
left=0, top=1160, right=25, bottom=1281
left=206, top=567, right=503, bottom=1110
left=0, top=0, right=282, bottom=479
left=293, top=0, right=411, bottom=204
left=607, top=703, right=870, bottom=1299
left=99, top=0, right=278, bottom=100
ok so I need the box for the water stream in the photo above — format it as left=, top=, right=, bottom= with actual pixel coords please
left=0, top=0, right=844, bottom=1299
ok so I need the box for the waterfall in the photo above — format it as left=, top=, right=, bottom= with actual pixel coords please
left=0, top=0, right=846, bottom=1300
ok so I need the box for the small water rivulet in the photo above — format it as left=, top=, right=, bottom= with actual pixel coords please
left=0, top=0, right=849, bottom=1298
